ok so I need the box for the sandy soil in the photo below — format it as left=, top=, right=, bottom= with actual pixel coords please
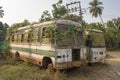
left=105, top=51, right=120, bottom=80
left=66, top=51, right=120, bottom=80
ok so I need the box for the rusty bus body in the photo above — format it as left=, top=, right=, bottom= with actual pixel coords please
left=10, top=19, right=87, bottom=69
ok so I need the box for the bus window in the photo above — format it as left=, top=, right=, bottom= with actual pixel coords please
left=21, top=34, right=24, bottom=42
left=42, top=27, right=46, bottom=38
left=27, top=33, right=34, bottom=42
left=27, top=34, right=30, bottom=42
left=16, top=35, right=18, bottom=42
left=12, top=35, right=14, bottom=42
left=85, top=31, right=105, bottom=47
left=37, top=28, right=41, bottom=42
left=42, top=27, right=51, bottom=44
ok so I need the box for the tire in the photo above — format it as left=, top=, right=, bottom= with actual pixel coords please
left=43, top=57, right=52, bottom=69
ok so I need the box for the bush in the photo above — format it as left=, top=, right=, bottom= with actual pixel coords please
left=3, top=41, right=10, bottom=59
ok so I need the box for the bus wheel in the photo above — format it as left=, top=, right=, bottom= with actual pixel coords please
left=15, top=52, right=20, bottom=61
left=42, top=57, right=52, bottom=69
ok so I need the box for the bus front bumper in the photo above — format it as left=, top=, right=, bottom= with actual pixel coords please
left=55, top=60, right=87, bottom=69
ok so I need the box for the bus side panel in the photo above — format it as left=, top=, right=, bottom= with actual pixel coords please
left=89, top=48, right=106, bottom=63
left=10, top=50, right=44, bottom=66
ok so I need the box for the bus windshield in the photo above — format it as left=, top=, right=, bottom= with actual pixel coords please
left=56, top=24, right=84, bottom=47
left=92, top=32, right=105, bottom=47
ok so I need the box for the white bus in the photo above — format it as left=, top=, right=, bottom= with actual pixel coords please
left=10, top=19, right=87, bottom=69
left=84, top=29, right=106, bottom=63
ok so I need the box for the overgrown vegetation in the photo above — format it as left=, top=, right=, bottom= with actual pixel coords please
left=39, top=10, right=52, bottom=22
left=0, top=22, right=9, bottom=39
left=0, top=21, right=9, bottom=57
left=0, top=59, right=68, bottom=80
left=3, top=41, right=11, bottom=58
left=83, top=17, right=120, bottom=50
left=0, top=58, right=114, bottom=80
left=105, top=18, right=120, bottom=50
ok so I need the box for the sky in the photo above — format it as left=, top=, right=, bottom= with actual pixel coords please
left=0, top=0, right=120, bottom=26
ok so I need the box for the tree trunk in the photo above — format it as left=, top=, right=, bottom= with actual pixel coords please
left=99, top=15, right=105, bottom=27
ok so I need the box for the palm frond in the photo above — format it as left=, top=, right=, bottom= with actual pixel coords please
left=0, top=6, right=4, bottom=18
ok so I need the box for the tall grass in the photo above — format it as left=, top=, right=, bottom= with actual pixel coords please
left=0, top=58, right=69, bottom=80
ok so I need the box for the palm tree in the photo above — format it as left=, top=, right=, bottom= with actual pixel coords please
left=88, top=0, right=104, bottom=24
left=0, top=6, right=4, bottom=18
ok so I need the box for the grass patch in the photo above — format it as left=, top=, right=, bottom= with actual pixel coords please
left=0, top=57, right=69, bottom=80
left=0, top=57, right=112, bottom=80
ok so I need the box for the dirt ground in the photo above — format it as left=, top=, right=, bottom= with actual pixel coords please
left=65, top=51, right=120, bottom=80
left=105, top=51, right=120, bottom=80
left=86, top=51, right=120, bottom=80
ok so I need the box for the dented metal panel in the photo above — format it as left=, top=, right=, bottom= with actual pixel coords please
left=90, top=48, right=106, bottom=63
left=56, top=49, right=72, bottom=63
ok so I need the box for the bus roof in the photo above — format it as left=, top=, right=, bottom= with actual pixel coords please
left=17, top=19, right=82, bottom=31
left=85, top=29, right=103, bottom=33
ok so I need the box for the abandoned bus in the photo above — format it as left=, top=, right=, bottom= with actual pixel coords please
left=84, top=29, right=106, bottom=63
left=10, top=19, right=87, bottom=69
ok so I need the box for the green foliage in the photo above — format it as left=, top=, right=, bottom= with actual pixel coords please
left=105, top=18, right=120, bottom=50
left=43, top=24, right=79, bottom=46
left=39, top=0, right=67, bottom=21
left=85, top=17, right=120, bottom=50
left=7, top=19, right=30, bottom=41
left=66, top=25, right=78, bottom=34
left=44, top=25, right=79, bottom=46
left=0, top=60, right=68, bottom=80
left=27, top=25, right=34, bottom=41
left=0, top=6, right=4, bottom=18
left=88, top=0, right=104, bottom=18
left=0, top=62, right=43, bottom=80
left=88, top=0, right=104, bottom=24
left=52, top=0, right=67, bottom=19
left=87, top=23, right=105, bottom=31
left=10, top=19, right=30, bottom=30
left=0, top=22, right=9, bottom=39
left=3, top=41, right=11, bottom=58
left=44, top=25, right=56, bottom=39
left=39, top=10, right=52, bottom=22
left=43, top=25, right=65, bottom=42
left=22, top=19, right=30, bottom=26
left=0, top=22, right=9, bottom=56
left=63, top=14, right=81, bottom=22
